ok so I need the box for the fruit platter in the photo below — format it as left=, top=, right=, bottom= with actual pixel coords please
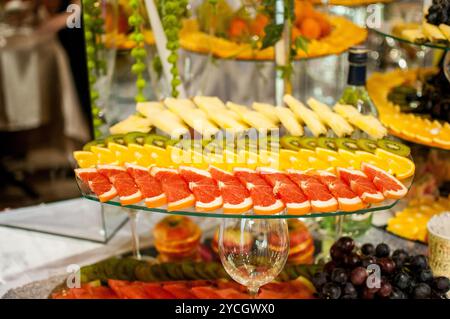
left=370, top=0, right=450, bottom=51
left=367, top=68, right=450, bottom=150
left=73, top=94, right=414, bottom=219
left=179, top=0, right=367, bottom=60
left=49, top=232, right=450, bottom=299
left=310, top=0, right=393, bottom=6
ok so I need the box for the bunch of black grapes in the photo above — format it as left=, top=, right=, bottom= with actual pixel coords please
left=426, top=0, right=450, bottom=26
left=312, top=237, right=450, bottom=299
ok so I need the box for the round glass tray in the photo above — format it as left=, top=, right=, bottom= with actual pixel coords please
left=78, top=176, right=413, bottom=220
left=369, top=22, right=450, bottom=51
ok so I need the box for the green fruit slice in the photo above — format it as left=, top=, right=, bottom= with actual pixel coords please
left=104, top=134, right=125, bottom=146
left=83, top=139, right=106, bottom=151
left=377, top=139, right=411, bottom=157
left=317, top=137, right=338, bottom=151
left=356, top=138, right=378, bottom=153
left=335, top=138, right=359, bottom=152
left=124, top=132, right=148, bottom=145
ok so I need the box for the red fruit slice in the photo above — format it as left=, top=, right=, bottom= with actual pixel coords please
left=178, top=166, right=223, bottom=212
left=75, top=168, right=117, bottom=202
left=139, top=283, right=176, bottom=299
left=209, top=166, right=252, bottom=214
left=151, top=167, right=195, bottom=211
left=287, top=170, right=338, bottom=212
left=97, top=165, right=143, bottom=205
left=108, top=280, right=148, bottom=299
left=126, top=164, right=167, bottom=208
left=259, top=167, right=310, bottom=215
left=234, top=168, right=285, bottom=215
left=215, top=288, right=251, bottom=299
left=337, top=167, right=385, bottom=203
left=316, top=170, right=365, bottom=211
left=361, top=162, right=408, bottom=199
left=190, top=286, right=222, bottom=299
left=163, top=284, right=198, bottom=299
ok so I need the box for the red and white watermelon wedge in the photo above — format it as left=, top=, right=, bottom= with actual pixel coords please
left=360, top=162, right=408, bottom=199
left=75, top=168, right=117, bottom=202
left=234, top=167, right=285, bottom=215
left=178, top=166, right=223, bottom=212
left=316, top=170, right=365, bottom=212
left=336, top=167, right=385, bottom=204
left=258, top=167, right=311, bottom=215
left=209, top=166, right=252, bottom=214
left=126, top=164, right=167, bottom=208
left=150, top=167, right=195, bottom=211
left=287, top=169, right=338, bottom=213
left=97, top=165, right=143, bottom=205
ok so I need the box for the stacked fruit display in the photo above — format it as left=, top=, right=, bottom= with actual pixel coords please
left=368, top=69, right=450, bottom=150
left=153, top=216, right=202, bottom=262
left=180, top=1, right=367, bottom=60
left=312, top=237, right=450, bottom=299
left=286, top=220, right=315, bottom=264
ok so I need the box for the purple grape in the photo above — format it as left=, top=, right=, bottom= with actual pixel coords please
left=361, top=243, right=375, bottom=256
left=331, top=268, right=348, bottom=284
left=312, top=271, right=328, bottom=289
left=378, top=281, right=393, bottom=298
left=412, top=283, right=431, bottom=299
left=350, top=267, right=368, bottom=286
left=390, top=287, right=407, bottom=299
left=343, top=253, right=361, bottom=267
left=361, top=256, right=377, bottom=268
left=330, top=244, right=345, bottom=262
left=377, top=257, right=396, bottom=274
left=344, top=282, right=356, bottom=295
left=418, top=269, right=433, bottom=283
left=394, top=272, right=411, bottom=290
left=432, top=276, right=450, bottom=293
left=323, top=260, right=337, bottom=274
left=321, top=282, right=341, bottom=299
left=336, top=237, right=355, bottom=253
left=375, top=243, right=390, bottom=258
left=410, top=255, right=428, bottom=270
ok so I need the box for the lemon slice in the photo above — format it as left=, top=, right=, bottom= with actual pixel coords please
left=356, top=150, right=391, bottom=173
left=73, top=151, right=97, bottom=168
left=144, top=144, right=171, bottom=167
left=91, top=146, right=118, bottom=165
left=128, top=144, right=152, bottom=167
left=338, top=149, right=360, bottom=169
left=258, top=150, right=280, bottom=169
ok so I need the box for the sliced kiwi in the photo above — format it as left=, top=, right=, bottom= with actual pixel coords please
left=83, top=139, right=106, bottom=151
left=377, top=139, right=411, bottom=157
left=280, top=136, right=303, bottom=151
left=317, top=137, right=338, bottom=151
left=124, top=132, right=148, bottom=145
left=335, top=138, right=359, bottom=152
left=104, top=134, right=125, bottom=146
left=144, top=134, right=172, bottom=149
left=356, top=138, right=378, bottom=154
left=298, top=137, right=319, bottom=150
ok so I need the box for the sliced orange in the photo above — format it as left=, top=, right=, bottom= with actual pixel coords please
left=355, top=150, right=391, bottom=173
left=374, top=148, right=415, bottom=179
left=338, top=149, right=360, bottom=169
left=315, top=148, right=350, bottom=168
left=73, top=151, right=97, bottom=168
left=108, top=142, right=134, bottom=165
left=258, top=150, right=280, bottom=169
left=280, top=149, right=303, bottom=170
left=144, top=144, right=171, bottom=167
left=91, top=146, right=118, bottom=165
left=167, top=194, right=196, bottom=211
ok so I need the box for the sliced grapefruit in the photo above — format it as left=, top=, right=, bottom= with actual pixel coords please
left=233, top=168, right=285, bottom=215
left=336, top=167, right=384, bottom=204
left=209, top=166, right=252, bottom=214
left=287, top=170, right=338, bottom=213
left=150, top=167, right=195, bottom=211
left=316, top=170, right=365, bottom=211
left=97, top=165, right=143, bottom=205
left=126, top=164, right=167, bottom=208
left=178, top=166, right=223, bottom=212
left=75, top=168, right=117, bottom=202
left=360, top=162, right=408, bottom=199
left=258, top=167, right=310, bottom=215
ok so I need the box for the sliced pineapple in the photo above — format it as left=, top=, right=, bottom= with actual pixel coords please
left=193, top=96, right=248, bottom=132
left=164, top=98, right=219, bottom=137
left=274, top=107, right=304, bottom=136
left=283, top=94, right=327, bottom=136
left=252, top=102, right=280, bottom=124
left=226, top=101, right=278, bottom=131
left=333, top=103, right=387, bottom=139
left=307, top=98, right=353, bottom=137
left=109, top=114, right=152, bottom=135
left=422, top=22, right=447, bottom=42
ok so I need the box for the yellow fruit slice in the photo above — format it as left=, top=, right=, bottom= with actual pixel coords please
left=223, top=150, right=241, bottom=170
left=108, top=143, right=134, bottom=165
left=374, top=148, right=415, bottom=179
left=338, top=149, right=360, bottom=169
left=297, top=149, right=316, bottom=161
left=258, top=150, right=280, bottom=169
left=91, top=146, right=118, bottom=165
left=315, top=148, right=350, bottom=168
left=280, top=149, right=303, bottom=170
left=355, top=150, right=391, bottom=173
left=73, top=151, right=97, bottom=168
left=190, top=150, right=209, bottom=169
left=238, top=150, right=259, bottom=170
left=128, top=144, right=152, bottom=167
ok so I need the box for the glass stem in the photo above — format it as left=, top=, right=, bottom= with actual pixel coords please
left=128, top=209, right=141, bottom=260
left=248, top=286, right=259, bottom=298
left=335, top=215, right=344, bottom=239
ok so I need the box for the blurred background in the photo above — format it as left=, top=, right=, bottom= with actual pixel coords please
left=0, top=0, right=92, bottom=209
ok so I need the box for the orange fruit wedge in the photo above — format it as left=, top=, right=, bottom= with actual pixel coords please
left=73, top=151, right=97, bottom=168
left=108, top=143, right=134, bottom=165
left=374, top=148, right=415, bottom=180
left=91, top=146, right=118, bottom=165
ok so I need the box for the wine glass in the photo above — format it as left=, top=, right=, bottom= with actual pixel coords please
left=218, top=218, right=289, bottom=297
